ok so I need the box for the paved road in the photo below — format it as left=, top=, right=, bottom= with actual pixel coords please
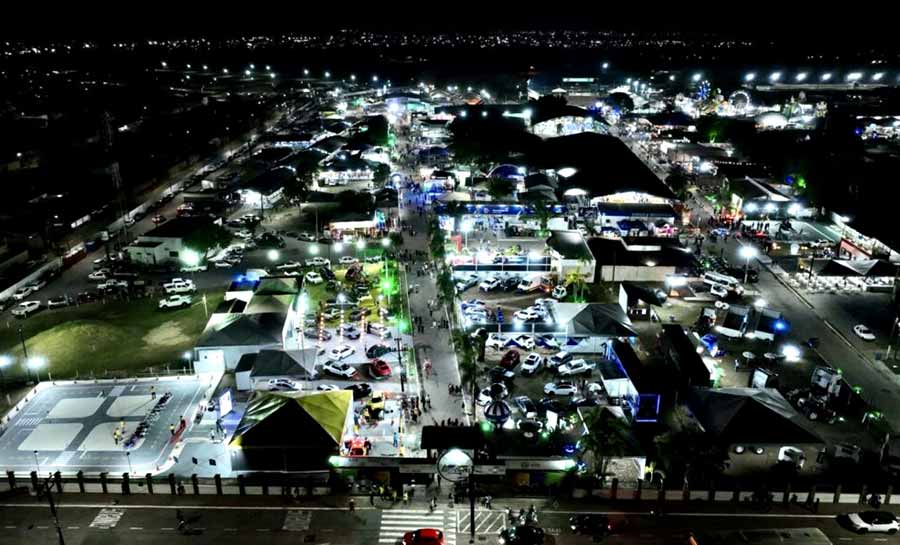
left=0, top=497, right=887, bottom=545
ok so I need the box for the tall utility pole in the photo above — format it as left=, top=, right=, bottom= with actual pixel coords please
left=36, top=478, right=66, bottom=545
left=102, top=111, right=130, bottom=253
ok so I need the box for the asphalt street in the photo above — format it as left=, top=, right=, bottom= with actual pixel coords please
left=0, top=497, right=889, bottom=545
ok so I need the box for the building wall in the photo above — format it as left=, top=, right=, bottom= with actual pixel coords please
left=126, top=236, right=183, bottom=265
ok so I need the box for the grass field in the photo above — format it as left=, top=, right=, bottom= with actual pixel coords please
left=0, top=291, right=224, bottom=380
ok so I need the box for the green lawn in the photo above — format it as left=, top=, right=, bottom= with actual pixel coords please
left=0, top=291, right=223, bottom=380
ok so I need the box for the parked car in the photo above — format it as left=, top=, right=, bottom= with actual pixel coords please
left=365, top=254, right=383, bottom=263
left=158, top=294, right=192, bottom=310
left=366, top=322, right=392, bottom=339
left=853, top=324, right=876, bottom=341
left=348, top=308, right=371, bottom=321
left=298, top=232, right=316, bottom=242
left=366, top=344, right=393, bottom=359
left=460, top=298, right=487, bottom=310
left=267, top=378, right=298, bottom=391
left=841, top=511, right=900, bottom=534
left=369, top=359, right=392, bottom=379
left=479, top=277, right=501, bottom=292
left=46, top=296, right=70, bottom=309
left=498, top=525, right=544, bottom=545
left=506, top=334, right=535, bottom=351
left=499, top=350, right=521, bottom=370
left=323, top=360, right=357, bottom=377
left=551, top=285, right=567, bottom=299
left=304, top=271, right=324, bottom=285
left=328, top=345, right=356, bottom=360
left=339, top=256, right=359, bottom=265
left=179, top=264, right=207, bottom=273
left=11, top=301, right=40, bottom=317
left=163, top=279, right=195, bottom=294
left=513, top=396, right=538, bottom=418
left=305, top=257, right=331, bottom=267
left=544, top=382, right=578, bottom=396
left=477, top=383, right=509, bottom=406
left=88, top=270, right=110, bottom=281
left=345, top=383, right=372, bottom=399
left=488, top=366, right=516, bottom=384
left=152, top=214, right=166, bottom=224
left=547, top=351, right=573, bottom=370
left=569, top=514, right=615, bottom=537
left=514, top=307, right=543, bottom=322
left=276, top=260, right=303, bottom=270
left=304, top=327, right=332, bottom=341
left=521, top=353, right=544, bottom=375
left=485, top=333, right=505, bottom=351
left=99, top=279, right=129, bottom=291
left=214, top=259, right=235, bottom=269
left=557, top=359, right=595, bottom=377
left=341, top=325, right=362, bottom=340
left=402, top=529, right=445, bottom=545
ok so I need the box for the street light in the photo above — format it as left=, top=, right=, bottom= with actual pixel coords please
left=27, top=356, right=46, bottom=382
left=381, top=237, right=391, bottom=248
left=355, top=240, right=366, bottom=251
left=334, top=243, right=344, bottom=254
left=267, top=249, right=280, bottom=262
left=181, top=249, right=200, bottom=267
left=0, top=355, right=10, bottom=395
left=821, top=72, right=832, bottom=81
left=744, top=72, right=756, bottom=82
left=739, top=246, right=758, bottom=284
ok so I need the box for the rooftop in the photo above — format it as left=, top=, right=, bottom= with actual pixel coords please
left=142, top=216, right=212, bottom=239
left=546, top=230, right=593, bottom=261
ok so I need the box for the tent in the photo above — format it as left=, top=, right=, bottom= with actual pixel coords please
left=817, top=259, right=897, bottom=278
left=231, top=390, right=353, bottom=450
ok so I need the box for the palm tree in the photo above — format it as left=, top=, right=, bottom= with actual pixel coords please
left=436, top=267, right=456, bottom=306
left=579, top=410, right=632, bottom=485
left=530, top=201, right=554, bottom=234
left=654, top=425, right=727, bottom=491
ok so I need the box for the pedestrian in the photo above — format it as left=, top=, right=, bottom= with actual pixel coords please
left=393, top=431, right=399, bottom=448
left=150, top=386, right=156, bottom=399
left=403, top=490, right=409, bottom=505
left=169, top=424, right=176, bottom=436
left=349, top=498, right=356, bottom=512
left=370, top=491, right=375, bottom=506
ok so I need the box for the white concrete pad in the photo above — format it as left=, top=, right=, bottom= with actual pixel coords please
left=18, top=423, right=82, bottom=451
left=78, top=422, right=141, bottom=452
left=106, top=395, right=154, bottom=417
left=47, top=397, right=104, bottom=419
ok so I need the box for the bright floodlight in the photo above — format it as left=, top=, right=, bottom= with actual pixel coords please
left=333, top=243, right=344, bottom=253
left=0, top=355, right=11, bottom=368
left=267, top=250, right=280, bottom=262
left=787, top=203, right=801, bottom=216
left=372, top=75, right=379, bottom=82
left=381, top=237, right=391, bottom=248
left=821, top=72, right=832, bottom=81
left=626, top=77, right=632, bottom=84
left=848, top=72, right=863, bottom=81
left=303, top=68, right=310, bottom=75
left=873, top=72, right=885, bottom=81
left=202, top=64, right=208, bottom=70
left=781, top=344, right=801, bottom=362
left=337, top=293, right=347, bottom=303
left=528, top=250, right=542, bottom=261
left=745, top=72, right=756, bottom=82
left=182, top=351, right=192, bottom=361
left=249, top=64, right=255, bottom=70
left=350, top=74, right=356, bottom=81
left=223, top=68, right=229, bottom=74
left=740, top=246, right=758, bottom=259
left=309, top=245, right=319, bottom=255
left=244, top=69, right=251, bottom=76
left=459, top=110, right=467, bottom=118
left=355, top=240, right=365, bottom=250
left=769, top=71, right=782, bottom=81
left=754, top=298, right=768, bottom=308
left=324, top=71, right=331, bottom=78
left=161, top=61, right=167, bottom=68
left=522, top=108, right=532, bottom=118
left=764, top=202, right=777, bottom=213
left=460, top=220, right=474, bottom=233
left=481, top=111, right=488, bottom=118
left=692, top=73, right=702, bottom=82
left=745, top=202, right=759, bottom=213
left=181, top=249, right=200, bottom=266
left=265, top=65, right=270, bottom=71
left=795, top=72, right=807, bottom=82
left=27, top=356, right=46, bottom=370
left=669, top=74, right=675, bottom=81
left=602, top=62, right=609, bottom=69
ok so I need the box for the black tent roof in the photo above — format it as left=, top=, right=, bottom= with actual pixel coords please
left=818, top=259, right=897, bottom=277
left=688, top=388, right=824, bottom=445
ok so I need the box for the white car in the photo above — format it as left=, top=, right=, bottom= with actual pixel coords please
left=710, top=284, right=728, bottom=298
left=514, top=307, right=543, bottom=322
left=276, top=260, right=303, bottom=270
left=328, top=345, right=356, bottom=360
left=213, top=259, right=234, bottom=269
left=544, top=382, right=578, bottom=396
left=477, top=384, right=509, bottom=406
left=506, top=334, right=535, bottom=351
left=88, top=270, right=110, bottom=281
left=339, top=256, right=359, bottom=265
left=281, top=270, right=301, bottom=277
left=485, top=333, right=505, bottom=351
left=479, top=277, right=501, bottom=292
left=99, top=279, right=129, bottom=290
left=11, top=286, right=35, bottom=300
left=322, top=360, right=357, bottom=378
left=179, top=264, right=207, bottom=273
left=461, top=298, right=487, bottom=310
left=557, top=359, right=595, bottom=376
left=853, top=324, right=876, bottom=342
left=521, top=353, right=544, bottom=376
left=267, top=378, right=298, bottom=391
left=316, top=384, right=340, bottom=392
left=551, top=285, right=567, bottom=299
left=844, top=511, right=900, bottom=534
left=163, top=279, right=195, bottom=294
left=158, top=294, right=192, bottom=309
left=304, top=271, right=324, bottom=285
left=464, top=307, right=490, bottom=322
left=46, top=296, right=69, bottom=309
left=236, top=230, right=253, bottom=240
left=11, top=301, right=40, bottom=317
left=306, top=257, right=331, bottom=267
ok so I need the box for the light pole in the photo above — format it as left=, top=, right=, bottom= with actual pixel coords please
left=17, top=326, right=28, bottom=358
left=34, top=450, right=41, bottom=475
left=28, top=357, right=46, bottom=383
left=125, top=450, right=133, bottom=475
left=740, top=245, right=758, bottom=284
left=0, top=355, right=10, bottom=395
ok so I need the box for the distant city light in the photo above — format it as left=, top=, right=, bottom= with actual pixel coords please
left=244, top=69, right=251, bottom=76
left=769, top=71, right=782, bottom=81
left=795, top=72, right=807, bottom=81
left=692, top=73, right=702, bottom=82
left=324, top=71, right=331, bottom=78
left=249, top=64, right=255, bottom=70
left=669, top=74, right=675, bottom=81
left=303, top=68, right=310, bottom=76
left=821, top=72, right=832, bottom=81
left=161, top=61, right=167, bottom=68
left=202, top=64, right=208, bottom=70
left=223, top=68, right=229, bottom=74
left=873, top=72, right=885, bottom=81
left=372, top=75, right=379, bottom=82
left=847, top=72, right=863, bottom=81
left=602, top=62, right=609, bottom=69
left=350, top=74, right=357, bottom=81
left=744, top=72, right=756, bottom=82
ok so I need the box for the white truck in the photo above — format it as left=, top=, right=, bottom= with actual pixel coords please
left=163, top=278, right=196, bottom=294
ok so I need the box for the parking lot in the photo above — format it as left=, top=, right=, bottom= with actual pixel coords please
left=0, top=377, right=206, bottom=475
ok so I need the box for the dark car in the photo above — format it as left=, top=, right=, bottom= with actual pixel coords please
left=346, top=383, right=373, bottom=399
left=500, top=350, right=521, bottom=370
left=539, top=397, right=575, bottom=415
left=513, top=396, right=537, bottom=417
left=366, top=344, right=393, bottom=359
left=569, top=514, right=614, bottom=537
left=488, top=366, right=516, bottom=384
left=500, top=277, right=520, bottom=291
left=304, top=327, right=332, bottom=341
left=726, top=266, right=759, bottom=283
left=320, top=267, right=337, bottom=281
left=499, top=525, right=544, bottom=545
left=348, top=308, right=372, bottom=321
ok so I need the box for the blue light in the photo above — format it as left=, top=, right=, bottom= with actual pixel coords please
left=775, top=320, right=788, bottom=331
left=563, top=443, right=576, bottom=455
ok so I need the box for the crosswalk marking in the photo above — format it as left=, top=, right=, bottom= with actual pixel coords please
left=283, top=510, right=312, bottom=531
left=90, top=508, right=124, bottom=529
left=16, top=417, right=42, bottom=427
left=458, top=511, right=506, bottom=535
left=379, top=510, right=456, bottom=545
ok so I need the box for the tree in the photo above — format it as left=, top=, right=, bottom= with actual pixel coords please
left=373, top=163, right=390, bottom=187
left=606, top=92, right=634, bottom=113
left=579, top=411, right=632, bottom=485
left=665, top=165, right=690, bottom=200
left=283, top=167, right=314, bottom=204
left=486, top=178, right=514, bottom=201
left=654, top=424, right=728, bottom=491
left=436, top=266, right=456, bottom=306
left=529, top=201, right=554, bottom=232
left=565, top=269, right=587, bottom=302
left=183, top=223, right=233, bottom=259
